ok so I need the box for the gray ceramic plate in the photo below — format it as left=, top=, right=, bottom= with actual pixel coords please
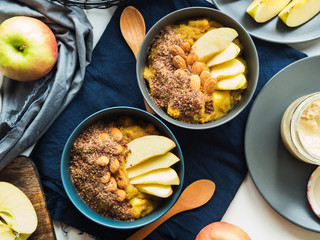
left=245, top=55, right=320, bottom=232
left=212, top=0, right=320, bottom=43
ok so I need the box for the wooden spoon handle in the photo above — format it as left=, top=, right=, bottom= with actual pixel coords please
left=126, top=209, right=178, bottom=240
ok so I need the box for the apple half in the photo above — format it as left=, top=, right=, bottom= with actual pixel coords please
left=0, top=182, right=37, bottom=240
left=191, top=28, right=238, bottom=62
left=125, top=135, right=176, bottom=169
left=278, top=0, right=320, bottom=27
left=246, top=0, right=291, bottom=23
left=127, top=152, right=180, bottom=179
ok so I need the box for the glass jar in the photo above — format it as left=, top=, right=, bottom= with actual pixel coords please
left=281, top=92, right=320, bottom=165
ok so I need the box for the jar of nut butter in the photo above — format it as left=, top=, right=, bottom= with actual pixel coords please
left=281, top=92, right=320, bottom=165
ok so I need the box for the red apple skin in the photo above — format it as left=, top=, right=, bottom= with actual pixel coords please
left=0, top=16, right=58, bottom=81
left=195, top=222, right=251, bottom=240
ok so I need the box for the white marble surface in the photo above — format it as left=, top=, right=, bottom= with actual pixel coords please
left=1, top=3, right=320, bottom=240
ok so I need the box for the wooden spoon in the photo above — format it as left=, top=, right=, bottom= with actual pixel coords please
left=126, top=179, right=216, bottom=240
left=120, top=6, right=155, bottom=114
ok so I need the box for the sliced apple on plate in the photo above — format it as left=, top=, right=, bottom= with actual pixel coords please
left=127, top=152, right=180, bottom=179
left=129, top=168, right=180, bottom=185
left=135, top=184, right=173, bottom=198
left=191, top=27, right=238, bottom=62
left=278, top=0, right=320, bottom=27
left=0, top=182, right=38, bottom=240
left=246, top=0, right=291, bottom=23
left=125, top=135, right=176, bottom=169
left=206, top=42, right=241, bottom=67
left=216, top=74, right=247, bottom=90
left=210, top=59, right=245, bottom=80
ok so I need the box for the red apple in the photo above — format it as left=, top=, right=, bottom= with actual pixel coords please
left=0, top=16, right=58, bottom=81
left=195, top=222, right=251, bottom=240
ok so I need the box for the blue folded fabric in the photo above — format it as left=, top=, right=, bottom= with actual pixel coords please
left=31, top=0, right=307, bottom=239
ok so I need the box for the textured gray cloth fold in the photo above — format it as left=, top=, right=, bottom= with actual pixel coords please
left=0, top=0, right=93, bottom=170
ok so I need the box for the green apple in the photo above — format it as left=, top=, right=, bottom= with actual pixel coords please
left=0, top=16, right=58, bottom=81
left=216, top=74, right=247, bottom=90
left=191, top=28, right=238, bottom=62
left=195, top=222, right=251, bottom=240
left=125, top=135, right=176, bottom=169
left=210, top=59, right=245, bottom=80
left=135, top=184, right=173, bottom=198
left=278, top=0, right=320, bottom=27
left=0, top=182, right=37, bottom=240
left=127, top=152, right=180, bottom=179
left=129, top=168, right=180, bottom=185
left=246, top=0, right=291, bottom=23
left=206, top=43, right=240, bottom=67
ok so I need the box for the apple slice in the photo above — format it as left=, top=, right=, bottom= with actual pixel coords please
left=125, top=135, right=176, bottom=169
left=135, top=184, right=173, bottom=198
left=246, top=0, right=291, bottom=23
left=0, top=182, right=37, bottom=238
left=191, top=28, right=238, bottom=62
left=127, top=152, right=180, bottom=179
left=278, top=0, right=320, bottom=27
left=129, top=168, right=180, bottom=185
left=216, top=74, right=247, bottom=90
left=210, top=59, right=245, bottom=80
left=206, top=43, right=241, bottom=67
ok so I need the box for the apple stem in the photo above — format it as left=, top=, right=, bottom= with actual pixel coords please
left=19, top=44, right=27, bottom=51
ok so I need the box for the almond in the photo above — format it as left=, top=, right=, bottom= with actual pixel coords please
left=116, top=189, right=126, bottom=202
left=106, top=177, right=117, bottom=191
left=203, top=77, right=217, bottom=94
left=96, top=156, right=109, bottom=166
left=99, top=133, right=110, bottom=141
left=180, top=42, right=191, bottom=52
left=169, top=45, right=185, bottom=58
left=109, top=159, right=120, bottom=173
left=172, top=55, right=186, bottom=69
left=111, top=127, right=122, bottom=141
left=190, top=75, right=201, bottom=91
left=100, top=172, right=111, bottom=184
left=191, top=62, right=204, bottom=75
left=186, top=52, right=199, bottom=65
left=116, top=169, right=128, bottom=189
left=200, top=70, right=211, bottom=84
left=174, top=69, right=187, bottom=77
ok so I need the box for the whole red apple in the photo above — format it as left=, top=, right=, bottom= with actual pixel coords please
left=0, top=16, right=58, bottom=81
left=195, top=222, right=251, bottom=240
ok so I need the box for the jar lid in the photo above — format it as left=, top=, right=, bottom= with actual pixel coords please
left=307, top=166, right=320, bottom=218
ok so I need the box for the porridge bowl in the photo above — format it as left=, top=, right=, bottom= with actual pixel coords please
left=61, top=106, right=184, bottom=229
left=137, top=7, right=259, bottom=129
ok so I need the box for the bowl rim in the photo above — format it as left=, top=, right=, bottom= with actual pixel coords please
left=61, top=106, right=185, bottom=229
left=136, top=6, right=259, bottom=130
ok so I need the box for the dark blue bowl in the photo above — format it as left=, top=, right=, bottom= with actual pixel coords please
left=61, top=106, right=184, bottom=229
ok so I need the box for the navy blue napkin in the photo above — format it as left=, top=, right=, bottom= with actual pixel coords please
left=31, top=0, right=307, bottom=239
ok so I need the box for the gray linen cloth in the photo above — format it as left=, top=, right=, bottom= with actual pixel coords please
left=0, top=0, right=93, bottom=170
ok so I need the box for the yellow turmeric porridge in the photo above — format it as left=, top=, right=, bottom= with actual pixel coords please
left=143, top=18, right=248, bottom=123
left=70, top=117, right=165, bottom=221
